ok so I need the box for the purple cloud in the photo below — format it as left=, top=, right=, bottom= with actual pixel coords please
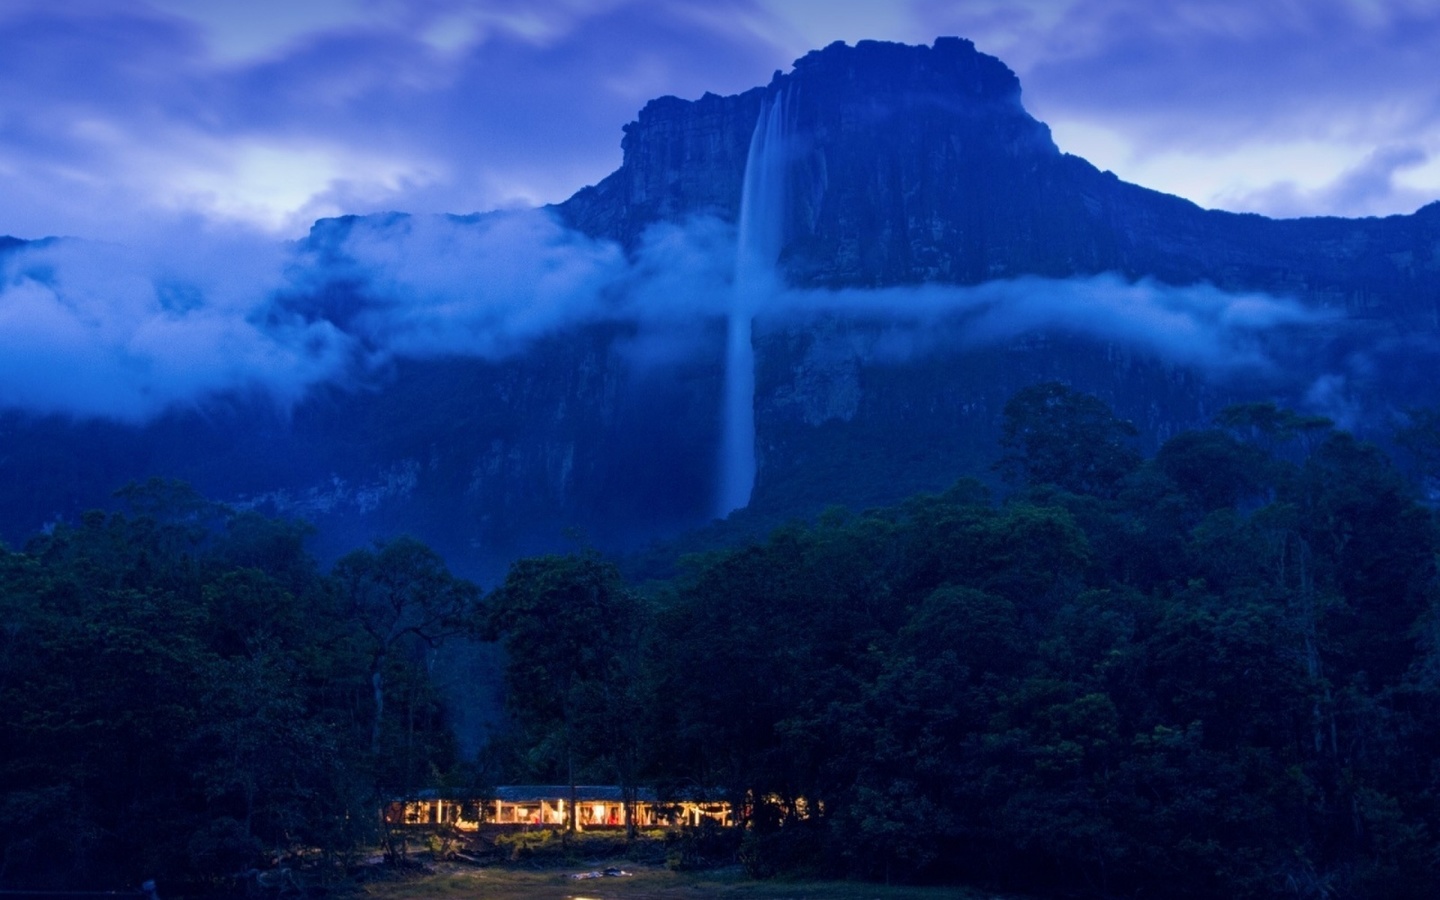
left=918, top=0, right=1440, bottom=144
left=2, top=1, right=1436, bottom=243
left=1225, top=144, right=1433, bottom=218
left=914, top=0, right=1440, bottom=215
left=0, top=0, right=789, bottom=239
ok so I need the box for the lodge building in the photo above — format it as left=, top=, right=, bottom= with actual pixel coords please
left=384, top=785, right=734, bottom=831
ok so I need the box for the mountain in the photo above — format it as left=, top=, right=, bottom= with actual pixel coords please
left=2, top=38, right=1438, bottom=577
left=564, top=36, right=1440, bottom=532
left=563, top=38, right=1439, bottom=307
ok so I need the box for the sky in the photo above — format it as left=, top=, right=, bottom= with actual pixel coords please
left=2, top=0, right=1438, bottom=242
left=0, top=0, right=1429, bottom=426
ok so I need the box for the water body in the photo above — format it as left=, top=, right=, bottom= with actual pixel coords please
left=717, top=90, right=788, bottom=518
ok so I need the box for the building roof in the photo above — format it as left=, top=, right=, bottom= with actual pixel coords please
left=398, top=785, right=729, bottom=804
left=496, top=785, right=636, bottom=803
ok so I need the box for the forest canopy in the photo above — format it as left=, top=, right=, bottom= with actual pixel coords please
left=4, top=385, right=1440, bottom=900
left=0, top=487, right=475, bottom=889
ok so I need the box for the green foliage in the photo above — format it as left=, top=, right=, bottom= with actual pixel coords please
left=0, top=497, right=479, bottom=889
left=1154, top=428, right=1270, bottom=512
left=483, top=553, right=653, bottom=835
left=997, top=382, right=1141, bottom=497
left=739, top=821, right=827, bottom=879
left=334, top=536, right=479, bottom=771
left=1216, top=401, right=1334, bottom=454
left=10, top=387, right=1440, bottom=900
left=505, top=390, right=1439, bottom=898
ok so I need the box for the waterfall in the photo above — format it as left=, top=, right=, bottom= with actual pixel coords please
left=717, top=90, right=788, bottom=518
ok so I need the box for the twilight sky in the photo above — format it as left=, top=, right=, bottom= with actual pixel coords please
left=2, top=0, right=1439, bottom=242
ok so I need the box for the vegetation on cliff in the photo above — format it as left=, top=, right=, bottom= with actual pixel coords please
left=0, top=485, right=476, bottom=890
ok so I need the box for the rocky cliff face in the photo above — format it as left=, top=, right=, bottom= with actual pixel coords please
left=563, top=37, right=1440, bottom=313
left=559, top=37, right=1440, bottom=524
left=3, top=38, right=1439, bottom=574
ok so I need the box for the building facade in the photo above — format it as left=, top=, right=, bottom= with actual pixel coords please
left=384, top=785, right=733, bottom=831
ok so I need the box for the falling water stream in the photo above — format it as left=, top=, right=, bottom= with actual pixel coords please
left=716, top=90, right=788, bottom=518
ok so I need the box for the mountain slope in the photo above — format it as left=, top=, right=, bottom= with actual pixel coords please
left=2, top=38, right=1438, bottom=576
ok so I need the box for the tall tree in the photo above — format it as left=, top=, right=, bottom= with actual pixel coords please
left=333, top=537, right=479, bottom=758
left=997, top=382, right=1141, bottom=498
left=484, top=552, right=647, bottom=833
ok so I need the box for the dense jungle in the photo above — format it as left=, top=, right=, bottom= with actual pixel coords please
left=4, top=384, right=1440, bottom=900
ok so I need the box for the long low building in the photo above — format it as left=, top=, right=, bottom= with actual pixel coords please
left=385, top=786, right=734, bottom=830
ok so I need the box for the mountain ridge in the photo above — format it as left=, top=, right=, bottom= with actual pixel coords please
left=1, top=37, right=1438, bottom=577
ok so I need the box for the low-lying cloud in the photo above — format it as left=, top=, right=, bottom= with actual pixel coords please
left=773, top=276, right=1317, bottom=374
left=0, top=209, right=1326, bottom=422
left=0, top=230, right=350, bottom=421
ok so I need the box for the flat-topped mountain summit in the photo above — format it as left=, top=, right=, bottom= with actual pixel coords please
left=564, top=37, right=1440, bottom=317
